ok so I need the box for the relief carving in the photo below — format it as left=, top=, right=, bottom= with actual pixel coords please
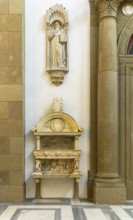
left=47, top=4, right=69, bottom=86
left=50, top=119, right=65, bottom=132
left=42, top=159, right=75, bottom=174
left=35, top=159, right=42, bottom=172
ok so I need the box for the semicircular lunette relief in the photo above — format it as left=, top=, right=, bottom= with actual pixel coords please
left=50, top=118, right=65, bottom=132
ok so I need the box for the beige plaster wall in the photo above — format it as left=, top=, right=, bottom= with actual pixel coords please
left=0, top=0, right=24, bottom=201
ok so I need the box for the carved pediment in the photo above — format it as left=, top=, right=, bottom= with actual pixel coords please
left=32, top=112, right=82, bottom=133
left=32, top=98, right=83, bottom=134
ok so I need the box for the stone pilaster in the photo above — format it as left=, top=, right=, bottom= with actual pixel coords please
left=93, top=0, right=126, bottom=203
left=0, top=0, right=24, bottom=202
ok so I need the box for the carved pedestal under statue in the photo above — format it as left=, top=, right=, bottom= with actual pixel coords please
left=32, top=98, right=83, bottom=199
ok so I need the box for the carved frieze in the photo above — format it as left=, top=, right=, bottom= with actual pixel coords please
left=46, top=4, right=69, bottom=86
left=34, top=150, right=81, bottom=159
left=41, top=159, right=75, bottom=174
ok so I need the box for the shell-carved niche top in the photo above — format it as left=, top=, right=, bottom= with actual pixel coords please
left=47, top=4, right=68, bottom=27
left=32, top=98, right=83, bottom=135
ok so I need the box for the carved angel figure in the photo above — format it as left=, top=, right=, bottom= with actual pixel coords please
left=35, top=159, right=42, bottom=172
left=48, top=21, right=67, bottom=69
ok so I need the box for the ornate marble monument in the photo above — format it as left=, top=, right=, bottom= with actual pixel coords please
left=32, top=98, right=83, bottom=199
left=46, top=4, right=69, bottom=86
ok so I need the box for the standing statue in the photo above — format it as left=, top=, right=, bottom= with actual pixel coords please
left=48, top=21, right=67, bottom=69
left=47, top=4, right=69, bottom=86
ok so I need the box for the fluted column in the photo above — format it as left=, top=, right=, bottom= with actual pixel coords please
left=93, top=0, right=126, bottom=203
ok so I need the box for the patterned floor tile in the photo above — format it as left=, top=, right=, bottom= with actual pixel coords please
left=0, top=201, right=133, bottom=220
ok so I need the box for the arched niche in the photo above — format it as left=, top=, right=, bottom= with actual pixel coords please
left=127, top=33, right=133, bottom=54
left=118, top=15, right=133, bottom=199
left=118, top=16, right=133, bottom=55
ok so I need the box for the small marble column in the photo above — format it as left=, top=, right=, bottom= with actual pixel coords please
left=74, top=178, right=79, bottom=200
left=93, top=0, right=126, bottom=203
left=35, top=179, right=41, bottom=199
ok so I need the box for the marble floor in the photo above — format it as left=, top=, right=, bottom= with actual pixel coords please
left=0, top=199, right=133, bottom=220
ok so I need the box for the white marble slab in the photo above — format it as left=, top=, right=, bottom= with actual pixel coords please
left=71, top=199, right=81, bottom=205
left=84, top=208, right=107, bottom=220
left=33, top=198, right=61, bottom=203
left=121, top=205, right=133, bottom=209
left=0, top=205, right=60, bottom=220
left=0, top=206, right=18, bottom=220
left=71, top=199, right=94, bottom=205
left=1, top=204, right=133, bottom=220
left=1, top=205, right=74, bottom=220
left=17, top=210, right=55, bottom=220
left=61, top=206, right=73, bottom=220
left=111, top=206, right=133, bottom=220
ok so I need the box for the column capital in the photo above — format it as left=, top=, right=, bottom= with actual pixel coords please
left=94, top=0, right=123, bottom=19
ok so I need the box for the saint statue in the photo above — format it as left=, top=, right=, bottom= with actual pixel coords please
left=48, top=21, right=67, bottom=69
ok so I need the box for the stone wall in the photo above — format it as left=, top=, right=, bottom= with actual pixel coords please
left=0, top=0, right=24, bottom=201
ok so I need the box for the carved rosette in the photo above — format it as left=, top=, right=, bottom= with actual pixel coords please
left=46, top=4, right=69, bottom=86
left=95, top=0, right=123, bottom=19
